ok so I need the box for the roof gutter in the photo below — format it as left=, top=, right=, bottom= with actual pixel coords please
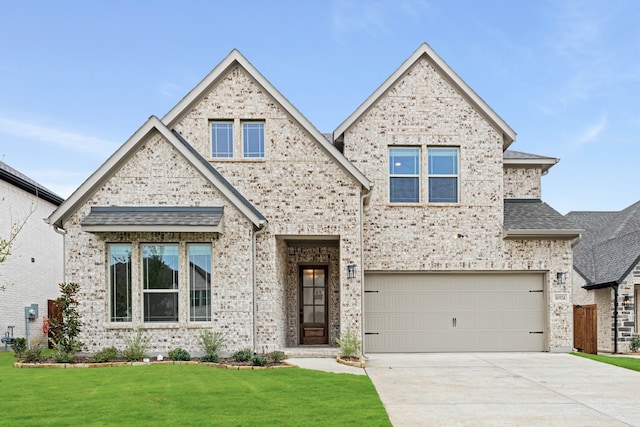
left=503, top=228, right=583, bottom=240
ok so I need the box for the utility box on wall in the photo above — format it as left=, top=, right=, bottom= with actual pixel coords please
left=25, top=304, right=38, bottom=320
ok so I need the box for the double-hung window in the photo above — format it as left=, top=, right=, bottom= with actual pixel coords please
left=142, top=244, right=179, bottom=322
left=109, top=244, right=132, bottom=322
left=243, top=122, right=264, bottom=158
left=211, top=122, right=234, bottom=158
left=389, top=147, right=420, bottom=203
left=188, top=244, right=212, bottom=322
left=428, top=147, right=459, bottom=203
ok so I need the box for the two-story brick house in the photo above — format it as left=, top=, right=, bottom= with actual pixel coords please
left=48, top=43, right=580, bottom=355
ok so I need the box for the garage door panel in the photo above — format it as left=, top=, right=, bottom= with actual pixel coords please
left=364, top=273, right=545, bottom=352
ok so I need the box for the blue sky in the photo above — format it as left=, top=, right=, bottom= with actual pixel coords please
left=1, top=0, right=638, bottom=214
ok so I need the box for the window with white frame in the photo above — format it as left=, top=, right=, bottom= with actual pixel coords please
left=109, top=244, right=132, bottom=322
left=211, top=121, right=234, bottom=158
left=428, top=147, right=459, bottom=203
left=242, top=122, right=265, bottom=158
left=189, top=244, right=212, bottom=322
left=389, top=147, right=420, bottom=203
left=142, top=244, right=179, bottom=322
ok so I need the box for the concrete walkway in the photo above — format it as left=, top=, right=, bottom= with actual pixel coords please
left=365, top=353, right=640, bottom=426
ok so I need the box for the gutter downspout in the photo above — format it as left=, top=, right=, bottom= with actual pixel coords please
left=360, top=185, right=373, bottom=358
left=50, top=222, right=67, bottom=283
left=613, top=284, right=619, bottom=354
left=252, top=221, right=267, bottom=353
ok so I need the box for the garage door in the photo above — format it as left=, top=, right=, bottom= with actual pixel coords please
left=364, top=273, right=545, bottom=352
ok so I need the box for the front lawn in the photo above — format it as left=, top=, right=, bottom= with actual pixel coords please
left=0, top=352, right=390, bottom=426
left=571, top=352, right=640, bottom=373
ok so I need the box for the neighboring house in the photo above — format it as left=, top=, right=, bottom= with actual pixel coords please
left=567, top=201, right=640, bottom=353
left=0, top=161, right=64, bottom=348
left=47, top=43, right=581, bottom=355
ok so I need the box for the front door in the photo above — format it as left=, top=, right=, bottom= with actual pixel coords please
left=299, top=266, right=328, bottom=345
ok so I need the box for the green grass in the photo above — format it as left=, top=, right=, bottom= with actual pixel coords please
left=572, top=352, right=640, bottom=372
left=0, top=352, right=390, bottom=426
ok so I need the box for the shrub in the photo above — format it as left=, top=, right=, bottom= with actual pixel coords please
left=630, top=334, right=640, bottom=353
left=11, top=338, right=26, bottom=358
left=251, top=354, right=268, bottom=366
left=22, top=346, right=43, bottom=363
left=49, top=282, right=83, bottom=362
left=91, top=347, right=118, bottom=363
left=336, top=328, right=361, bottom=357
left=232, top=348, right=253, bottom=362
left=168, top=348, right=191, bottom=361
left=197, top=330, right=226, bottom=355
left=270, top=351, right=286, bottom=363
left=200, top=353, right=220, bottom=363
left=122, top=328, right=151, bottom=362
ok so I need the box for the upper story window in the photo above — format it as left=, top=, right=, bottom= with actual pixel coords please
left=428, top=147, right=459, bottom=203
left=211, top=122, right=234, bottom=158
left=389, top=147, right=420, bottom=203
left=243, top=122, right=265, bottom=158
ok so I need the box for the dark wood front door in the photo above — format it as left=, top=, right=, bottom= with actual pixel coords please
left=299, top=266, right=328, bottom=345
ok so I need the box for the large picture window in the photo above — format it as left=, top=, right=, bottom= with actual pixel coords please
left=389, top=147, right=420, bottom=203
left=189, top=244, right=212, bottom=322
left=142, top=244, right=179, bottom=322
left=428, top=147, right=459, bottom=203
left=109, top=244, right=132, bottom=322
left=243, top=122, right=265, bottom=158
left=211, top=122, right=233, bottom=158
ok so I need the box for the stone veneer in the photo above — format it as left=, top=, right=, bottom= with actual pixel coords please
left=342, top=56, right=574, bottom=351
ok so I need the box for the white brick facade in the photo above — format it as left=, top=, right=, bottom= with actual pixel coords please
left=52, top=45, right=575, bottom=355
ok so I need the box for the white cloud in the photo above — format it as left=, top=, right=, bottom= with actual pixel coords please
left=0, top=115, right=118, bottom=158
left=577, top=115, right=607, bottom=145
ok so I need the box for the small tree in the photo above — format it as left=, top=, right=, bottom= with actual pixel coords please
left=0, top=199, right=33, bottom=291
left=49, top=282, right=83, bottom=362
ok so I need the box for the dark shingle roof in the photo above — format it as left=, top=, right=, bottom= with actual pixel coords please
left=0, top=161, right=64, bottom=205
left=504, top=199, right=580, bottom=231
left=503, top=150, right=552, bottom=160
left=566, top=200, right=640, bottom=285
left=81, top=206, right=223, bottom=227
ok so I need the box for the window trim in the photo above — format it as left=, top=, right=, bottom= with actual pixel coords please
left=141, top=243, right=180, bottom=323
left=389, top=146, right=421, bottom=204
left=427, top=147, right=459, bottom=204
left=188, top=243, right=212, bottom=322
left=108, top=244, right=132, bottom=323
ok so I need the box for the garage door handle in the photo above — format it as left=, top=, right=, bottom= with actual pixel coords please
left=529, top=331, right=544, bottom=334
left=529, top=290, right=543, bottom=293
left=452, top=317, right=457, bottom=327
left=365, top=290, right=379, bottom=293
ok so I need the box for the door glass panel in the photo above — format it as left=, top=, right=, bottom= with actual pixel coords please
left=303, top=288, right=314, bottom=305
left=315, top=306, right=325, bottom=323
left=314, top=270, right=325, bottom=286
left=303, top=306, right=315, bottom=323
left=303, top=269, right=314, bottom=287
left=313, top=288, right=325, bottom=304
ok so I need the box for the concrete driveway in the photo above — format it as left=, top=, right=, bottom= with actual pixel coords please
left=365, top=353, right=640, bottom=426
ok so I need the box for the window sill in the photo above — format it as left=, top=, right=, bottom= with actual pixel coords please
left=386, top=203, right=461, bottom=208
left=209, top=157, right=265, bottom=162
left=104, top=322, right=214, bottom=330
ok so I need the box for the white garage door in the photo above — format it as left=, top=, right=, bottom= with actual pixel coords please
left=364, top=273, right=546, bottom=352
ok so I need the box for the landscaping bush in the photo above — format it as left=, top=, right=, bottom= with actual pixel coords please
left=199, top=353, right=219, bottom=363
left=11, top=338, right=26, bottom=358
left=122, top=328, right=150, bottom=362
left=270, top=351, right=286, bottom=363
left=336, top=328, right=361, bottom=357
left=22, top=346, right=43, bottom=363
left=251, top=354, right=268, bottom=366
left=49, top=282, right=83, bottom=362
left=90, top=347, right=118, bottom=363
left=168, top=348, right=191, bottom=361
left=197, top=330, right=226, bottom=355
left=232, top=348, right=253, bottom=362
left=630, top=334, right=640, bottom=353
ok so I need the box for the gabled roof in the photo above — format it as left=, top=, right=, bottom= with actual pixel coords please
left=503, top=150, right=559, bottom=173
left=162, top=49, right=371, bottom=191
left=334, top=42, right=517, bottom=150
left=0, top=161, right=64, bottom=206
left=566, top=200, right=640, bottom=286
left=503, top=199, right=582, bottom=240
left=47, top=116, right=266, bottom=229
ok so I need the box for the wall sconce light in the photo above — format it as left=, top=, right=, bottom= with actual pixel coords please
left=347, top=264, right=356, bottom=279
left=556, top=272, right=567, bottom=284
left=454, top=233, right=465, bottom=239
left=622, top=295, right=631, bottom=309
